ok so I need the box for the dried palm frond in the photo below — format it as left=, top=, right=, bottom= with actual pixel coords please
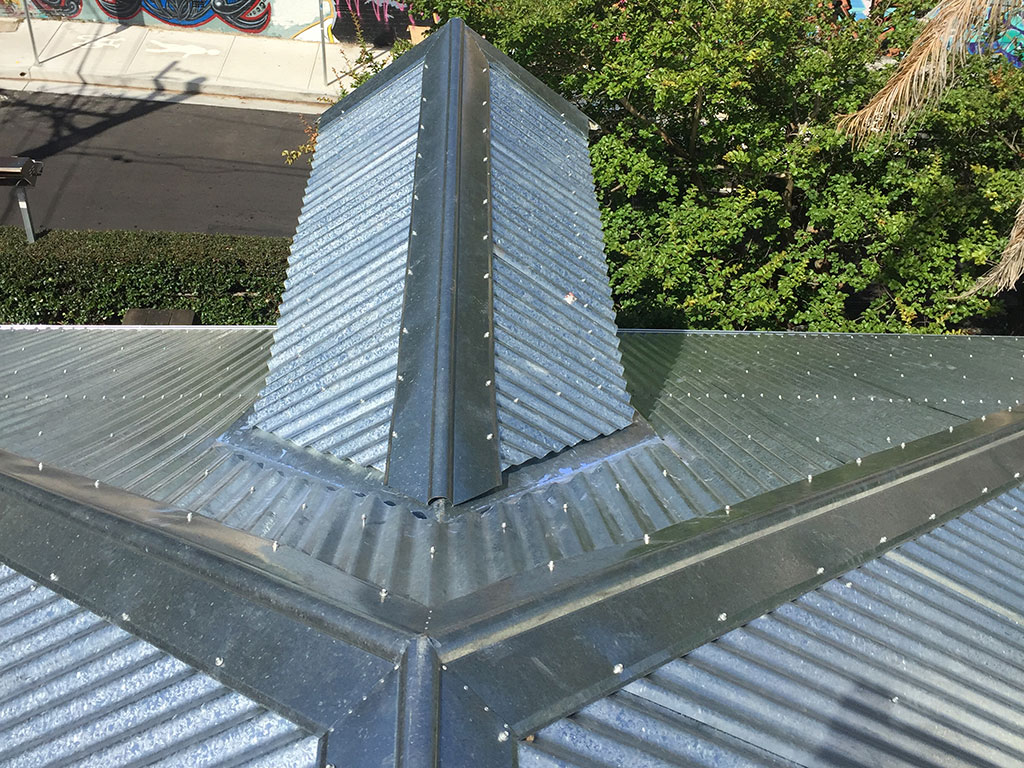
left=961, top=195, right=1024, bottom=296
left=838, top=0, right=1020, bottom=144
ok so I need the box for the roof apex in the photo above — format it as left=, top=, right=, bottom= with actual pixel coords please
left=250, top=18, right=634, bottom=505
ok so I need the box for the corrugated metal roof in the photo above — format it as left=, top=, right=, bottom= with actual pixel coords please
left=489, top=59, right=634, bottom=467
left=520, top=482, right=1024, bottom=768
left=0, top=325, right=270, bottom=498
left=620, top=331, right=1024, bottom=506
left=251, top=59, right=423, bottom=472
left=2, top=328, right=1024, bottom=606
left=0, top=563, right=319, bottom=768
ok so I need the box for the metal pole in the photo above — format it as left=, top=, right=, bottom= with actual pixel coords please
left=318, top=0, right=329, bottom=85
left=15, top=187, right=36, bottom=244
left=22, top=0, right=40, bottom=65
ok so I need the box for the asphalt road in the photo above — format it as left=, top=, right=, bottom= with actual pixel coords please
left=0, top=91, right=313, bottom=237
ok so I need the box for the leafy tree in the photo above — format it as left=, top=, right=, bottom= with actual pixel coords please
left=406, top=0, right=1024, bottom=332
left=840, top=0, right=1024, bottom=295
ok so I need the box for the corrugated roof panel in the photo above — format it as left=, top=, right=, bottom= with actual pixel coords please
left=489, top=60, right=634, bottom=468
left=521, top=484, right=1024, bottom=768
left=619, top=331, right=1024, bottom=504
left=0, top=564, right=318, bottom=768
left=250, top=59, right=424, bottom=471
left=0, top=325, right=270, bottom=497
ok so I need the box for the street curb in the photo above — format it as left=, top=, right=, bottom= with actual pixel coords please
left=0, top=71, right=332, bottom=113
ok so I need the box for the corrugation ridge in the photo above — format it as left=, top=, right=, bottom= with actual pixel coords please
left=491, top=265, right=628, bottom=389
left=0, top=327, right=270, bottom=497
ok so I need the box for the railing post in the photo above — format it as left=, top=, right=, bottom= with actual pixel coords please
left=15, top=187, right=36, bottom=244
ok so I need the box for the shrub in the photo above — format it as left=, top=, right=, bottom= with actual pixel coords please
left=0, top=227, right=288, bottom=325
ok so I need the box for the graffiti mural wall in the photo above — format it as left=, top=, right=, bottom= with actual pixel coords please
left=1, top=0, right=423, bottom=39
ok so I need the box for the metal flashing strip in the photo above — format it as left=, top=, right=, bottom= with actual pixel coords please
left=387, top=19, right=501, bottom=505
left=221, top=415, right=430, bottom=515
left=0, top=448, right=425, bottom=737
left=429, top=409, right=1024, bottom=737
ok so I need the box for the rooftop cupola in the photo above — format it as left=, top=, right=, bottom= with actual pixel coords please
left=250, top=19, right=634, bottom=504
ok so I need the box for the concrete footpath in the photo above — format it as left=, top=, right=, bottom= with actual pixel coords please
left=0, top=17, right=379, bottom=112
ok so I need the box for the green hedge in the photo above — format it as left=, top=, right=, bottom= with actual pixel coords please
left=0, top=227, right=288, bottom=325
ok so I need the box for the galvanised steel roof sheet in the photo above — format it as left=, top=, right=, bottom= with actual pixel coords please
left=520, top=482, right=1024, bottom=768
left=0, top=563, right=318, bottom=768
left=1, top=328, right=1024, bottom=606
left=489, top=59, right=634, bottom=467
left=250, top=59, right=423, bottom=471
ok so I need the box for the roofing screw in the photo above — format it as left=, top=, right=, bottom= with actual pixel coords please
left=37, top=462, right=42, bottom=471
left=380, top=588, right=388, bottom=602
left=498, top=731, right=509, bottom=743
left=186, top=512, right=193, bottom=522
left=429, top=546, right=436, bottom=558
left=982, top=487, right=989, bottom=494
left=816, top=567, right=825, bottom=575
left=49, top=572, right=58, bottom=582
left=272, top=541, right=279, bottom=552
left=855, top=458, right=862, bottom=466
left=613, top=663, right=624, bottom=674
left=94, top=480, right=100, bottom=488
left=928, top=513, right=936, bottom=520
left=643, top=534, right=650, bottom=544
left=717, top=612, right=727, bottom=622
left=486, top=433, right=494, bottom=441
left=215, top=657, right=224, bottom=667
left=547, top=560, right=554, bottom=572
left=879, top=536, right=888, bottom=544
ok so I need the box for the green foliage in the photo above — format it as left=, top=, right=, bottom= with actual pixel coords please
left=410, top=0, right=1024, bottom=332
left=0, top=227, right=287, bottom=325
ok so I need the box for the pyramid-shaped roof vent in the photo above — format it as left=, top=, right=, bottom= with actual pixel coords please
left=251, top=20, right=634, bottom=504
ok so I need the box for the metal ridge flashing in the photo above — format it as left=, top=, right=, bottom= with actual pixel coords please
left=386, top=18, right=501, bottom=505
left=0, top=449, right=423, bottom=734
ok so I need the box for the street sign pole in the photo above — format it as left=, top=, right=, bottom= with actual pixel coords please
left=22, top=0, right=40, bottom=65
left=318, top=0, right=329, bottom=85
